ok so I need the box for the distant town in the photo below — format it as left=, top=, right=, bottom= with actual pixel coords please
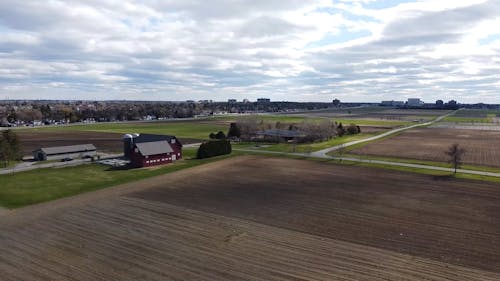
left=0, top=98, right=498, bottom=128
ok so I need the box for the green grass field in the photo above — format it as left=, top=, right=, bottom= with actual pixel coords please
left=255, top=116, right=411, bottom=127
left=32, top=121, right=227, bottom=140
left=349, top=160, right=500, bottom=183
left=216, top=115, right=322, bottom=123
left=332, top=153, right=500, bottom=174
left=333, top=119, right=410, bottom=127
left=217, top=114, right=412, bottom=126
left=439, top=109, right=500, bottom=123
left=0, top=161, right=19, bottom=169
left=0, top=148, right=234, bottom=209
left=442, top=116, right=492, bottom=123
left=19, top=113, right=413, bottom=141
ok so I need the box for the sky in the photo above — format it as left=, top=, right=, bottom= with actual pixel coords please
left=0, top=0, right=499, bottom=103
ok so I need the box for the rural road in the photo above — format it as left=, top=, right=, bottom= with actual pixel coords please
left=0, top=153, right=122, bottom=175
left=183, top=142, right=202, bottom=148
left=311, top=110, right=455, bottom=157
left=0, top=158, right=92, bottom=175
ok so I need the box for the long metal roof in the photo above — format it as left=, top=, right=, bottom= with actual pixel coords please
left=135, top=141, right=174, bottom=156
left=37, top=144, right=96, bottom=155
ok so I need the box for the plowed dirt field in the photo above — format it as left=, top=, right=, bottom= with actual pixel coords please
left=1, top=156, right=500, bottom=280
left=351, top=127, right=500, bottom=167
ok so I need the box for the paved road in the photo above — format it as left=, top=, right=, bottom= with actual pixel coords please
left=311, top=110, right=455, bottom=158
left=183, top=142, right=202, bottom=148
left=0, top=153, right=122, bottom=175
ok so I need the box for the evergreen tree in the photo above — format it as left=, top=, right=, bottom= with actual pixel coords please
left=227, top=122, right=241, bottom=138
left=215, top=131, right=226, bottom=139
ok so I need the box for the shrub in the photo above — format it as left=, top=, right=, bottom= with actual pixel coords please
left=196, top=140, right=232, bottom=159
left=346, top=124, right=361, bottom=135
left=209, top=131, right=227, bottom=139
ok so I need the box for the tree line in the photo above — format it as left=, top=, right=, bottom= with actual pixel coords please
left=0, top=101, right=336, bottom=125
left=0, top=130, right=21, bottom=167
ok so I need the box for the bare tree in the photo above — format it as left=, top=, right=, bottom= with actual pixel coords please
left=237, top=116, right=259, bottom=141
left=0, top=130, right=21, bottom=167
left=445, top=143, right=466, bottom=174
left=298, top=120, right=336, bottom=142
left=335, top=143, right=346, bottom=163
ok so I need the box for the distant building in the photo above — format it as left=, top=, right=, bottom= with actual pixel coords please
left=407, top=98, right=424, bottom=107
left=257, top=98, right=271, bottom=103
left=228, top=99, right=237, bottom=103
left=381, top=100, right=405, bottom=107
left=123, top=133, right=182, bottom=168
left=33, top=144, right=97, bottom=161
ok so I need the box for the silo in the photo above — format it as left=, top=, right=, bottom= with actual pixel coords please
left=123, top=134, right=134, bottom=158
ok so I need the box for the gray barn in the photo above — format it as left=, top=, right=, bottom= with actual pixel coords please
left=33, top=144, right=97, bottom=161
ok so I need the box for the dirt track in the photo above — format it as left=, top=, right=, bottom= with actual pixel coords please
left=351, top=127, right=500, bottom=167
left=2, top=156, right=500, bottom=280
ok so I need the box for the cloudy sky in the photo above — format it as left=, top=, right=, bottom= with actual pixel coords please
left=0, top=0, right=499, bottom=103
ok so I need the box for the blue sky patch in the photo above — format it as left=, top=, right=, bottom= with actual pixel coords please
left=306, top=29, right=372, bottom=48
left=362, top=0, right=415, bottom=10
left=479, top=34, right=500, bottom=45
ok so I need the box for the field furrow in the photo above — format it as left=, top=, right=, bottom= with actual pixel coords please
left=2, top=156, right=500, bottom=280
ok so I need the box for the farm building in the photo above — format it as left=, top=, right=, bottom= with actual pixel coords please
left=33, top=144, right=97, bottom=161
left=123, top=133, right=182, bottom=168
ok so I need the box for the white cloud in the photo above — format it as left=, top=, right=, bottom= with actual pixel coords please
left=0, top=0, right=499, bottom=102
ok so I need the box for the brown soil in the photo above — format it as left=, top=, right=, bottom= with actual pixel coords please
left=17, top=131, right=199, bottom=155
left=358, top=125, right=391, bottom=134
left=292, top=109, right=448, bottom=121
left=1, top=156, right=500, bottom=280
left=351, top=127, right=500, bottom=167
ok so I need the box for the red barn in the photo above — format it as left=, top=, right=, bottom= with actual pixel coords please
left=123, top=133, right=182, bottom=168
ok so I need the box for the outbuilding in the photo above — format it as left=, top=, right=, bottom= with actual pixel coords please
left=33, top=144, right=97, bottom=161
left=256, top=129, right=305, bottom=142
left=123, top=133, right=182, bottom=168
